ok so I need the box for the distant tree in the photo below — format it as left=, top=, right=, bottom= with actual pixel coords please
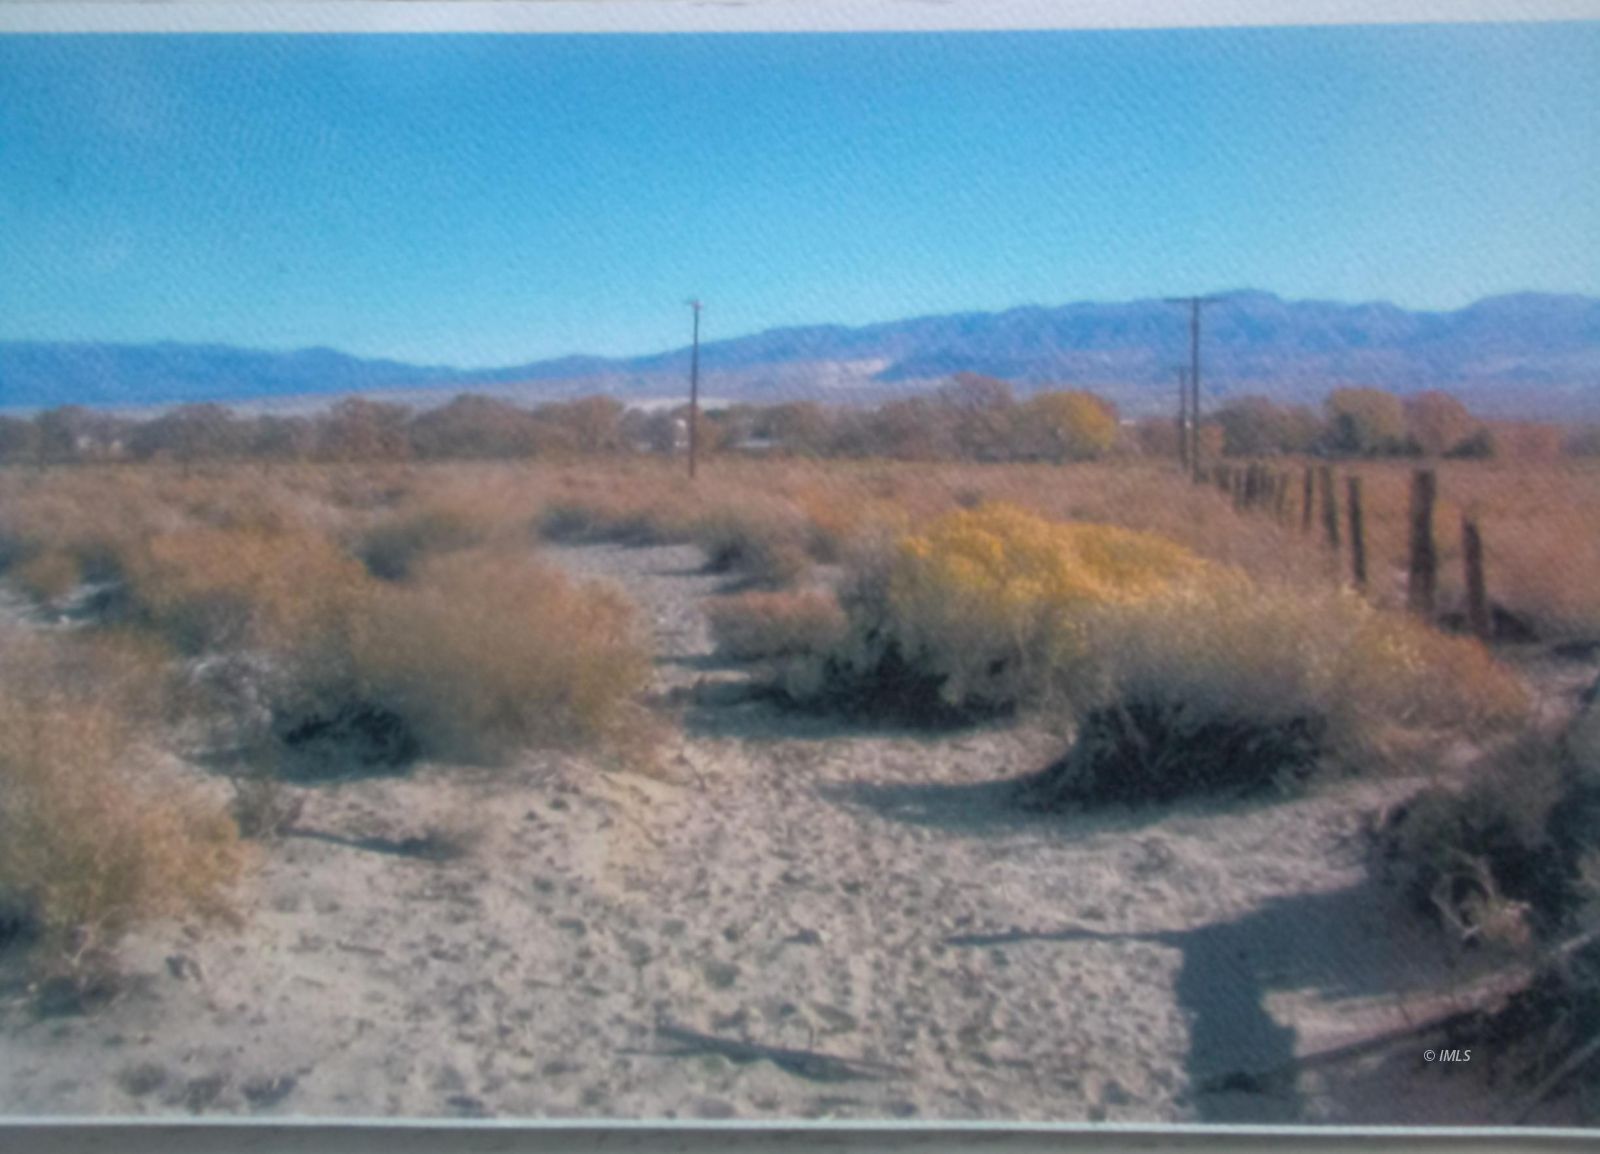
left=1214, top=396, right=1325, bottom=457
left=1403, top=391, right=1479, bottom=457
left=316, top=398, right=413, bottom=462
left=868, top=398, right=956, bottom=460
left=534, top=396, right=625, bottom=454
left=409, top=394, right=540, bottom=459
left=1020, top=390, right=1119, bottom=462
left=33, top=406, right=98, bottom=466
left=636, top=409, right=685, bottom=455
left=759, top=402, right=833, bottom=456
left=0, top=416, right=40, bottom=466
left=689, top=407, right=733, bottom=458
left=1323, top=387, right=1407, bottom=456
left=715, top=404, right=763, bottom=450
left=938, top=373, right=1018, bottom=461
left=1131, top=415, right=1181, bottom=460
left=130, top=404, right=245, bottom=473
left=1215, top=396, right=1295, bottom=457
left=245, top=414, right=317, bottom=465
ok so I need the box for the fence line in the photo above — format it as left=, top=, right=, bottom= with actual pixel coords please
left=1212, top=459, right=1503, bottom=644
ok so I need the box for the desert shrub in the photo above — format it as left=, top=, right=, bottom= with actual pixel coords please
left=1374, top=688, right=1600, bottom=947
left=538, top=491, right=699, bottom=546
left=117, top=525, right=376, bottom=764
left=0, top=627, right=245, bottom=970
left=11, top=549, right=82, bottom=604
left=780, top=503, right=1527, bottom=801
left=345, top=550, right=649, bottom=763
left=120, top=525, right=370, bottom=656
left=1369, top=742, right=1594, bottom=950
left=540, top=486, right=819, bottom=586
left=691, top=499, right=814, bottom=587
left=0, top=475, right=174, bottom=589
left=799, top=503, right=1211, bottom=714
left=1368, top=701, right=1600, bottom=1105
left=1030, top=580, right=1527, bottom=806
left=709, top=590, right=848, bottom=661
left=356, top=504, right=495, bottom=581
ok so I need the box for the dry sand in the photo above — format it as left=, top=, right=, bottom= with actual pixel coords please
left=0, top=542, right=1580, bottom=1124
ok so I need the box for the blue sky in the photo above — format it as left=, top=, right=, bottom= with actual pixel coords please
left=1, top=25, right=1596, bottom=367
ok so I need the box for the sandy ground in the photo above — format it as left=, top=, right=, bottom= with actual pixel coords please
left=0, top=543, right=1586, bottom=1124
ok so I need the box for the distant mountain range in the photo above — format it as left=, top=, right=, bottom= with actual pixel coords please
left=4, top=291, right=1598, bottom=419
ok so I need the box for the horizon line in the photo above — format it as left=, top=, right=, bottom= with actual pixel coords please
left=3, top=286, right=1594, bottom=374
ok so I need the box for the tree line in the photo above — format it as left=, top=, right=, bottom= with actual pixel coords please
left=0, top=375, right=1590, bottom=469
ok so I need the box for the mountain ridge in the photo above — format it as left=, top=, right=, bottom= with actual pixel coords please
left=3, top=291, right=1598, bottom=418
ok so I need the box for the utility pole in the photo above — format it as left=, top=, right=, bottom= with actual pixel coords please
left=1164, top=295, right=1227, bottom=483
left=1174, top=366, right=1190, bottom=472
left=686, top=298, right=703, bottom=480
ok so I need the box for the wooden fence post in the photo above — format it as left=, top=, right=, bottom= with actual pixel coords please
left=1407, top=468, right=1438, bottom=619
left=1274, top=471, right=1289, bottom=521
left=1346, top=475, right=1367, bottom=590
left=1302, top=466, right=1315, bottom=533
left=1319, top=465, right=1341, bottom=551
left=1462, top=515, right=1491, bottom=641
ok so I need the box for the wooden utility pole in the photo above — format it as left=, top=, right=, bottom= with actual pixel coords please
left=1175, top=366, right=1190, bottom=472
left=1164, top=296, right=1226, bottom=483
left=687, top=299, right=703, bottom=480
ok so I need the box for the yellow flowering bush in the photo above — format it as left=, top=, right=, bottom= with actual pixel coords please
left=872, top=503, right=1212, bottom=709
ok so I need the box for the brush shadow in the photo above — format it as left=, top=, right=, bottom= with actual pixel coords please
left=943, top=878, right=1449, bottom=1123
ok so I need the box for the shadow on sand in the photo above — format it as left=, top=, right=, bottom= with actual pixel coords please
left=819, top=769, right=1315, bottom=840
left=283, top=826, right=470, bottom=862
left=942, top=877, right=1450, bottom=1123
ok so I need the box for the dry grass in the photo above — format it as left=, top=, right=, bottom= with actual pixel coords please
left=0, top=625, right=246, bottom=971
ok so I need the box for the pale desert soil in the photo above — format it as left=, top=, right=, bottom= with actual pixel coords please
left=0, top=543, right=1584, bottom=1124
